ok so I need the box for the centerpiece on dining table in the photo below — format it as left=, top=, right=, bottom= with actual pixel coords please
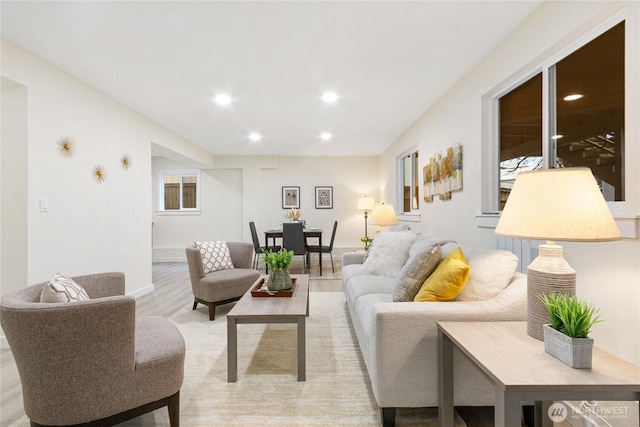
left=261, top=248, right=294, bottom=291
left=284, top=208, right=302, bottom=222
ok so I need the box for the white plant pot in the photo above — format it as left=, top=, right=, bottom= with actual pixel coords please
left=543, top=324, right=593, bottom=369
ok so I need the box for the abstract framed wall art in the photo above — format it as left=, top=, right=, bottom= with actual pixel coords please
left=315, top=186, right=333, bottom=209
left=423, top=143, right=463, bottom=202
left=282, top=186, right=300, bottom=209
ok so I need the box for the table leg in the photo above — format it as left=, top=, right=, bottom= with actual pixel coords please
left=494, top=390, right=521, bottom=427
left=264, top=234, right=269, bottom=274
left=318, top=234, right=323, bottom=276
left=297, top=317, right=306, bottom=381
left=438, top=330, right=454, bottom=427
left=227, top=317, right=238, bottom=382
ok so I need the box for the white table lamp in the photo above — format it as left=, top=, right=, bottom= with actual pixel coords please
left=369, top=202, right=398, bottom=232
left=495, top=168, right=621, bottom=340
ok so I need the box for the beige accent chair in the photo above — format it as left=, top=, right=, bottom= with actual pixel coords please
left=0, top=272, right=185, bottom=427
left=185, top=241, right=260, bottom=320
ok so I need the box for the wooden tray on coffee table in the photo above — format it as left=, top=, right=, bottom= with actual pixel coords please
left=250, top=277, right=297, bottom=297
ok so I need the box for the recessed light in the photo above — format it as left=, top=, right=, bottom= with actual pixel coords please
left=321, top=92, right=339, bottom=103
left=248, top=133, right=262, bottom=142
left=214, top=94, right=232, bottom=106
left=563, top=94, right=583, bottom=101
left=320, top=132, right=333, bottom=141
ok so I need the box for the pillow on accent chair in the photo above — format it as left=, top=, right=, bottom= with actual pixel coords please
left=455, top=247, right=519, bottom=301
left=393, top=243, right=442, bottom=302
left=414, top=246, right=470, bottom=302
left=40, top=273, right=90, bottom=303
left=194, top=241, right=235, bottom=274
left=362, top=231, right=418, bottom=278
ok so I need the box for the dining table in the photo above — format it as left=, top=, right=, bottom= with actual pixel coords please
left=264, top=227, right=324, bottom=276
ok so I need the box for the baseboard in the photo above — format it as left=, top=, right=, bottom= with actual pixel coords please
left=153, top=256, right=186, bottom=263
left=130, top=283, right=155, bottom=299
left=152, top=247, right=186, bottom=263
left=153, top=246, right=360, bottom=264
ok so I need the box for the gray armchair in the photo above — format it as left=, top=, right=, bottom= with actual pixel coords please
left=0, top=272, right=185, bottom=427
left=185, top=241, right=260, bottom=320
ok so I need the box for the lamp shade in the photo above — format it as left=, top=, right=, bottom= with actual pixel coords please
left=369, top=203, right=398, bottom=226
left=495, top=168, right=621, bottom=242
left=357, top=196, right=375, bottom=211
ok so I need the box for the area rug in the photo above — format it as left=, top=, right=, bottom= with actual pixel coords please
left=10, top=292, right=465, bottom=427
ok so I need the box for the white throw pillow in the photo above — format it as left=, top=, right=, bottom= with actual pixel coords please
left=194, top=241, right=235, bottom=274
left=41, top=273, right=90, bottom=303
left=456, top=247, right=519, bottom=301
left=362, top=231, right=418, bottom=277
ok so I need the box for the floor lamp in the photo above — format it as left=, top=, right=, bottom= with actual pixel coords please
left=495, top=168, right=621, bottom=340
left=357, top=196, right=375, bottom=250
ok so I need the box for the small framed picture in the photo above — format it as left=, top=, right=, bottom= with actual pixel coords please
left=315, top=186, right=333, bottom=209
left=282, top=186, right=300, bottom=209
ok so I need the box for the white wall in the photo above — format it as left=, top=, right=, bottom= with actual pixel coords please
left=1, top=77, right=28, bottom=296
left=379, top=1, right=640, bottom=365
left=0, top=39, right=203, bottom=296
left=152, top=155, right=379, bottom=261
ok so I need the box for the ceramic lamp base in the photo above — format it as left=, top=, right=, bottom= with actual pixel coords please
left=527, top=243, right=576, bottom=340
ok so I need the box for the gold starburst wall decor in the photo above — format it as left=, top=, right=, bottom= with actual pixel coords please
left=92, top=165, right=106, bottom=184
left=121, top=154, right=131, bottom=170
left=57, top=136, right=76, bottom=158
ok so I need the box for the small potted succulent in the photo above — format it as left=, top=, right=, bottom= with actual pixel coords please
left=261, top=248, right=294, bottom=291
left=539, top=292, right=602, bottom=368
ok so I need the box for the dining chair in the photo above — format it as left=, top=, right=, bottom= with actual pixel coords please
left=307, top=221, right=338, bottom=273
left=282, top=222, right=308, bottom=273
left=249, top=221, right=280, bottom=269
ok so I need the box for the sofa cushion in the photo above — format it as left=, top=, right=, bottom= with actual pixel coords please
left=362, top=231, right=417, bottom=277
left=393, top=243, right=441, bottom=302
left=342, top=263, right=370, bottom=285
left=41, top=273, right=90, bottom=303
left=345, top=274, right=395, bottom=306
left=194, top=241, right=235, bottom=274
left=414, top=247, right=470, bottom=302
left=456, top=248, right=519, bottom=301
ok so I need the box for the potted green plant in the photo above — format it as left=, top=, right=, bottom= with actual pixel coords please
left=539, top=292, right=602, bottom=368
left=360, top=236, right=373, bottom=251
left=261, top=248, right=294, bottom=291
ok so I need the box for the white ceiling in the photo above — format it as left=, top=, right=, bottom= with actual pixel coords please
left=1, top=1, right=541, bottom=157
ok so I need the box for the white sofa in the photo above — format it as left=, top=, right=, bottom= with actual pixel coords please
left=341, top=231, right=527, bottom=426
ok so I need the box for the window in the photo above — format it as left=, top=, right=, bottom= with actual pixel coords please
left=399, top=150, right=419, bottom=213
left=497, top=21, right=625, bottom=210
left=499, top=73, right=543, bottom=210
left=158, top=171, right=200, bottom=212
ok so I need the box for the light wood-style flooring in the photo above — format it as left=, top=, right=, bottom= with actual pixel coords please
left=0, top=263, right=504, bottom=427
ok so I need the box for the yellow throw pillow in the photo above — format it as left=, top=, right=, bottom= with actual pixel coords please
left=414, top=247, right=470, bottom=302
